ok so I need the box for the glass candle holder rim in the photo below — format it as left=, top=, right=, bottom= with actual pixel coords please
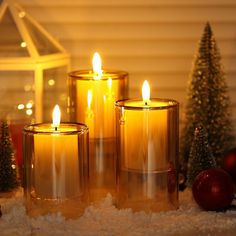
left=115, top=98, right=179, bottom=110
left=24, top=122, right=89, bottom=135
left=68, top=69, right=128, bottom=81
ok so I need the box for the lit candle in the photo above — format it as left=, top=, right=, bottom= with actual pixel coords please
left=68, top=52, right=128, bottom=138
left=68, top=52, right=128, bottom=201
left=116, top=81, right=179, bottom=212
left=23, top=110, right=89, bottom=218
left=33, top=105, right=81, bottom=199
left=92, top=52, right=103, bottom=80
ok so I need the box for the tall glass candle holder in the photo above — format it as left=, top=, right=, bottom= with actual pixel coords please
left=115, top=82, right=179, bottom=212
left=23, top=122, right=89, bottom=218
left=68, top=54, right=128, bottom=202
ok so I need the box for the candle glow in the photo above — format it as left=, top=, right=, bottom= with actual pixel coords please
left=52, top=104, right=61, bottom=129
left=108, top=78, right=112, bottom=89
left=87, top=90, right=92, bottom=109
left=142, top=80, right=150, bottom=105
left=92, top=52, right=103, bottom=80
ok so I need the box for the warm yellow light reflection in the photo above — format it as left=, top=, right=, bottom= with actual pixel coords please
left=26, top=102, right=33, bottom=109
left=24, top=84, right=31, bottom=92
left=19, top=11, right=25, bottom=18
left=108, top=78, right=112, bottom=90
left=18, top=104, right=24, bottom=110
left=26, top=109, right=33, bottom=116
left=142, top=80, right=150, bottom=105
left=48, top=79, right=55, bottom=86
left=52, top=104, right=61, bottom=128
left=21, top=42, right=27, bottom=48
left=120, top=106, right=125, bottom=124
left=92, top=52, right=102, bottom=80
left=87, top=90, right=92, bottom=109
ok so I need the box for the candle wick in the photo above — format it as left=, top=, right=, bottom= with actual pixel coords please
left=55, top=126, right=58, bottom=131
left=145, top=102, right=147, bottom=105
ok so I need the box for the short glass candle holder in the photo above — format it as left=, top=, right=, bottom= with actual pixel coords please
left=23, top=122, right=89, bottom=218
left=115, top=98, right=179, bottom=213
left=68, top=70, right=128, bottom=202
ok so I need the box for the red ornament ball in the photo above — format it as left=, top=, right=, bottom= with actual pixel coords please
left=192, top=168, right=235, bottom=211
left=222, top=148, right=236, bottom=183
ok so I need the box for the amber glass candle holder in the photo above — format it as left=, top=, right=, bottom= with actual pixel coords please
left=68, top=70, right=128, bottom=202
left=23, top=123, right=89, bottom=218
left=115, top=98, right=179, bottom=212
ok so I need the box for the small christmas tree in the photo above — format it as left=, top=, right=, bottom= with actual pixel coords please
left=0, top=120, right=18, bottom=192
left=180, top=22, right=235, bottom=188
left=187, top=126, right=216, bottom=186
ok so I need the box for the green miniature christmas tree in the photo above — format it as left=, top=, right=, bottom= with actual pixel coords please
left=180, top=23, right=235, bottom=189
left=187, top=126, right=216, bottom=186
left=0, top=120, right=18, bottom=192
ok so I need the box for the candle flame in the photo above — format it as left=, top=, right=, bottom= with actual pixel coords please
left=52, top=104, right=61, bottom=129
left=87, top=90, right=92, bottom=109
left=92, top=52, right=102, bottom=80
left=142, top=80, right=150, bottom=105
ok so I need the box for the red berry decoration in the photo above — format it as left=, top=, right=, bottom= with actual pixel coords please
left=222, top=148, right=236, bottom=184
left=192, top=168, right=235, bottom=211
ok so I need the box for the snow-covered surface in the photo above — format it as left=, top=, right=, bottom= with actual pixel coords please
left=0, top=189, right=236, bottom=236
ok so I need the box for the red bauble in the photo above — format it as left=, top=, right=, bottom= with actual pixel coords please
left=222, top=148, right=236, bottom=183
left=192, top=168, right=235, bottom=211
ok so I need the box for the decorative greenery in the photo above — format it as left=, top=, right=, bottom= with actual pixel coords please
left=180, top=22, right=235, bottom=189
left=187, top=126, right=216, bottom=186
left=0, top=120, right=18, bottom=192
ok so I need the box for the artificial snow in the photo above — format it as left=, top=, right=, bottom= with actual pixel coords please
left=0, top=189, right=236, bottom=236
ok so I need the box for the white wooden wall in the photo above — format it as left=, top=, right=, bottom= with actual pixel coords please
left=19, top=0, right=236, bottom=133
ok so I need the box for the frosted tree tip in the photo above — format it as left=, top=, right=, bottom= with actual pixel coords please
left=205, top=21, right=211, bottom=28
left=204, top=22, right=212, bottom=35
